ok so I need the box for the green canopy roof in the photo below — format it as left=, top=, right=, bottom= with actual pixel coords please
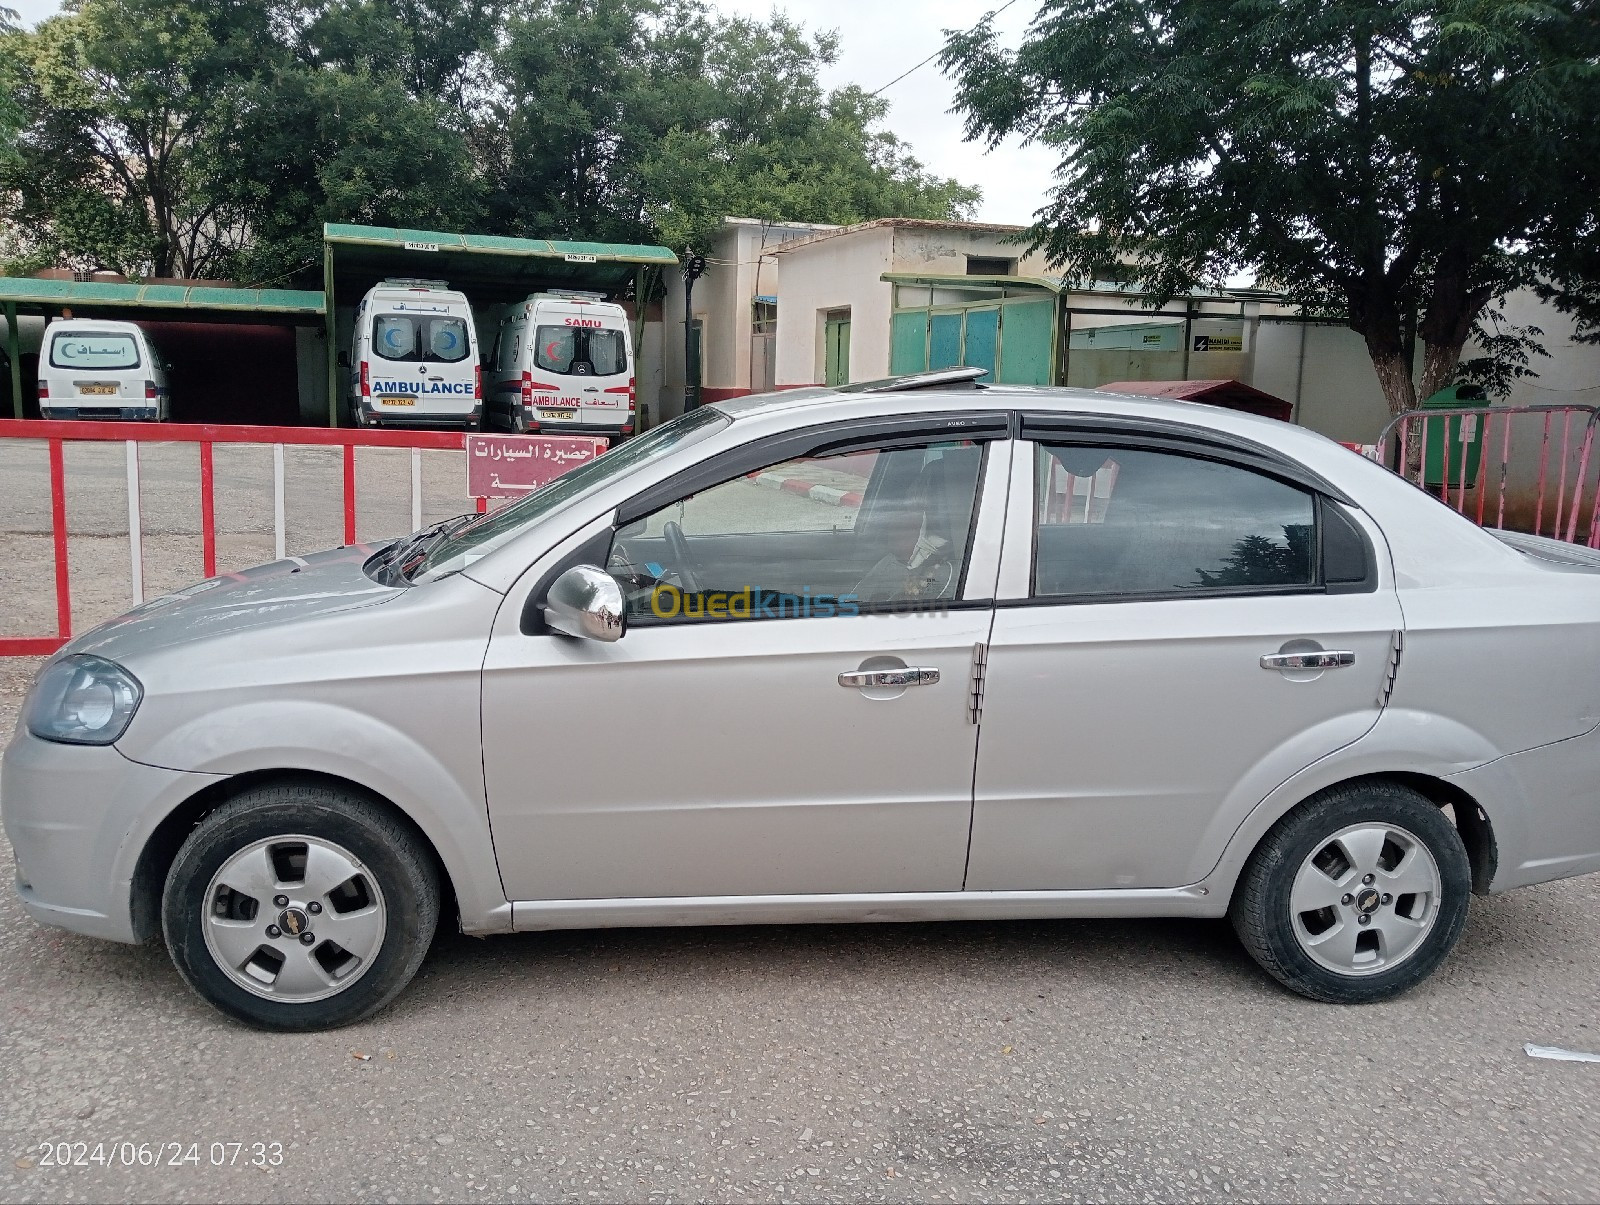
left=324, top=223, right=677, bottom=303
left=0, top=277, right=325, bottom=318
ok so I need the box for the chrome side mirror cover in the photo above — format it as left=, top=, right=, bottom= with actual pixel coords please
left=543, top=564, right=626, bottom=642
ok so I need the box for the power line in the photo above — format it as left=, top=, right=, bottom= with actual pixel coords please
left=868, top=0, right=1024, bottom=98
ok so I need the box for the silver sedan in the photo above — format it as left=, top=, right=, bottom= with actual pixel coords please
left=6, top=370, right=1600, bottom=1030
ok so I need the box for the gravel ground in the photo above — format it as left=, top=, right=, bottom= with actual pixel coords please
left=1, top=444, right=1599, bottom=1203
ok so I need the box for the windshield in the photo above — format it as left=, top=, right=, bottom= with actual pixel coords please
left=50, top=332, right=140, bottom=370
left=373, top=314, right=472, bottom=364
left=533, top=325, right=628, bottom=376
left=412, top=406, right=731, bottom=581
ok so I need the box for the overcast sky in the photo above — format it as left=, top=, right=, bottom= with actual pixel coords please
left=7, top=0, right=1057, bottom=225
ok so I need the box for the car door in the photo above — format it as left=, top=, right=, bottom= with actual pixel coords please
left=966, top=426, right=1402, bottom=892
left=481, top=417, right=1010, bottom=903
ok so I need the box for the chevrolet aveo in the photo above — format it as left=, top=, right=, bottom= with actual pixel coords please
left=6, top=369, right=1600, bottom=1030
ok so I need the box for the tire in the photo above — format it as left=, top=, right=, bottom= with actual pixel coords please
left=162, top=782, right=439, bottom=1031
left=509, top=406, right=528, bottom=434
left=1230, top=780, right=1471, bottom=1004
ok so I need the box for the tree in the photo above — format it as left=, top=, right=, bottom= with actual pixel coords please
left=942, top=0, right=1600, bottom=415
left=480, top=2, right=978, bottom=255
left=639, top=15, right=980, bottom=255
left=3, top=0, right=276, bottom=278
left=0, top=6, right=22, bottom=171
left=3, top=0, right=979, bottom=287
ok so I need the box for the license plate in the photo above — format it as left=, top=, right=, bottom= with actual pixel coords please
left=77, top=383, right=117, bottom=396
left=379, top=396, right=416, bottom=407
left=539, top=409, right=577, bottom=420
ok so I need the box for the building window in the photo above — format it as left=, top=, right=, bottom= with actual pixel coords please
left=966, top=256, right=1016, bottom=277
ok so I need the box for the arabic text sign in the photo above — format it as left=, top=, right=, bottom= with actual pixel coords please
left=466, top=434, right=609, bottom=499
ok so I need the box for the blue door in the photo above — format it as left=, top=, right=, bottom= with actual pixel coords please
left=929, top=313, right=963, bottom=370
left=963, top=308, right=999, bottom=379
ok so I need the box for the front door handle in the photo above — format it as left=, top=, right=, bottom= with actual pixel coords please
left=1261, top=650, right=1356, bottom=671
left=839, top=667, right=941, bottom=689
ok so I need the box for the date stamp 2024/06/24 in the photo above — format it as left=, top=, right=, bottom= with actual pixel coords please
left=19, top=1141, right=285, bottom=1170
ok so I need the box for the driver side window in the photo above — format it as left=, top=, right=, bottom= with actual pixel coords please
left=608, top=440, right=986, bottom=623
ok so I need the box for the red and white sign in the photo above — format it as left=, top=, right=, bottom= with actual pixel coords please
left=467, top=434, right=608, bottom=499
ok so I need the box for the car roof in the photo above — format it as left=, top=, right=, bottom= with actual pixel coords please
left=47, top=317, right=145, bottom=333
left=712, top=377, right=1294, bottom=440
left=707, top=374, right=1381, bottom=491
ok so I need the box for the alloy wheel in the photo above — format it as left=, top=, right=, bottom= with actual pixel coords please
left=201, top=834, right=388, bottom=1003
left=1289, top=822, right=1441, bottom=976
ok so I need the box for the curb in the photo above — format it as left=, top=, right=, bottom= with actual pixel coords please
left=750, top=471, right=864, bottom=508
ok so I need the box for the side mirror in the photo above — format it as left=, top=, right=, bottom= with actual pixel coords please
left=338, top=350, right=351, bottom=369
left=543, top=564, right=626, bottom=642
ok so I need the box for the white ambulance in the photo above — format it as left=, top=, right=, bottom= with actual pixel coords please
left=351, top=279, right=481, bottom=428
left=487, top=293, right=635, bottom=438
left=38, top=318, right=171, bottom=421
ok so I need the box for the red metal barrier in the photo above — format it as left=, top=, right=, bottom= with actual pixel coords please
left=1377, top=405, right=1600, bottom=545
left=0, top=419, right=481, bottom=658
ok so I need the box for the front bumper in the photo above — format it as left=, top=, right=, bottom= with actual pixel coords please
left=1, top=729, right=221, bottom=943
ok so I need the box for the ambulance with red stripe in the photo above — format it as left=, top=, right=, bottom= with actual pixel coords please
left=486, top=293, right=635, bottom=440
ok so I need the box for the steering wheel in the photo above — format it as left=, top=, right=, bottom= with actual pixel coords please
left=662, top=520, right=702, bottom=594
left=922, top=556, right=957, bottom=599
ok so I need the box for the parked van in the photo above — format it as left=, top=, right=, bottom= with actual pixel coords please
left=487, top=293, right=635, bottom=438
left=38, top=318, right=170, bottom=421
left=351, top=279, right=481, bottom=428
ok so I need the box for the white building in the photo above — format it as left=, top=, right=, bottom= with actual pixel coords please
left=660, top=216, right=1600, bottom=455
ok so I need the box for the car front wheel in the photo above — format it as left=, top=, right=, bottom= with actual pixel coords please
left=1230, top=781, right=1472, bottom=1003
left=162, top=783, right=439, bottom=1030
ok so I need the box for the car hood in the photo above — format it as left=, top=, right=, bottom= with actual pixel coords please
left=63, top=544, right=402, bottom=663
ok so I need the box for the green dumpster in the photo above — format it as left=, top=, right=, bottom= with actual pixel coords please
left=1421, top=384, right=1490, bottom=489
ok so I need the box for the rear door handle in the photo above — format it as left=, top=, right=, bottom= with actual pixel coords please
left=839, top=668, right=941, bottom=688
left=1261, top=651, right=1355, bottom=670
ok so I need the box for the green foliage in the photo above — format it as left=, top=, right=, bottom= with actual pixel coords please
left=636, top=17, right=979, bottom=254
left=2, top=0, right=275, bottom=277
left=3, top=0, right=978, bottom=286
left=942, top=0, right=1600, bottom=412
left=0, top=6, right=22, bottom=173
left=479, top=3, right=976, bottom=254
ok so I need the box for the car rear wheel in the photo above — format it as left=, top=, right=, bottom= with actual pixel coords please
left=1230, top=781, right=1471, bottom=1003
left=162, top=783, right=439, bottom=1031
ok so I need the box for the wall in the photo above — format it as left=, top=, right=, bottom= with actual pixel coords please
left=295, top=325, right=330, bottom=423
left=658, top=220, right=837, bottom=417
left=887, top=227, right=1050, bottom=278
left=772, top=225, right=896, bottom=386
left=1253, top=319, right=1393, bottom=442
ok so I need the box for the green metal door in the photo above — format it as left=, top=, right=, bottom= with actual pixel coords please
left=824, top=313, right=851, bottom=386
left=929, top=312, right=963, bottom=370
left=997, top=300, right=1054, bottom=385
left=890, top=311, right=929, bottom=374
left=963, top=307, right=999, bottom=379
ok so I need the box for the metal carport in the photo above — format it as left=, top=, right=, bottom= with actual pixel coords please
left=322, top=223, right=677, bottom=427
left=1, top=278, right=326, bottom=421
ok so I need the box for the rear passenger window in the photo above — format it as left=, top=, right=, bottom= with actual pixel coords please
left=1033, top=445, right=1316, bottom=597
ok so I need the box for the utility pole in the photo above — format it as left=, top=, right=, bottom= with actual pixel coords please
left=682, top=252, right=706, bottom=412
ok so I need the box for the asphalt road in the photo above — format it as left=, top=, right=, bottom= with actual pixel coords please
left=1, top=444, right=1599, bottom=1203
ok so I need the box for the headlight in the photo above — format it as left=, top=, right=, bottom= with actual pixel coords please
left=24, top=655, right=143, bottom=745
